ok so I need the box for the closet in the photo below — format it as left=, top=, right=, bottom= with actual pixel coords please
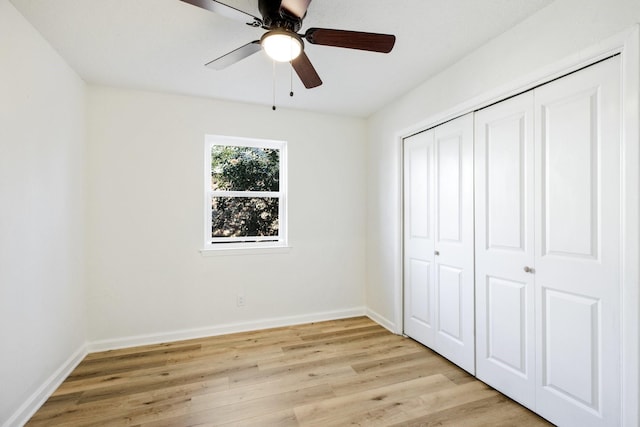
left=404, top=56, right=621, bottom=427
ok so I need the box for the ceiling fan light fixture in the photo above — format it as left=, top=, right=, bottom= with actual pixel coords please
left=261, top=30, right=303, bottom=62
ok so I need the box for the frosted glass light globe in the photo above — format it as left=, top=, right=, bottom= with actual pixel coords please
left=262, top=32, right=303, bottom=62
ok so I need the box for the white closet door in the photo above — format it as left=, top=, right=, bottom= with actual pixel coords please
left=403, top=113, right=475, bottom=374
left=534, top=57, right=621, bottom=427
left=432, top=114, right=475, bottom=374
left=474, top=92, right=536, bottom=408
left=403, top=129, right=435, bottom=347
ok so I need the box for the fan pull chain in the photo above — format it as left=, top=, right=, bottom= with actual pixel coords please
left=289, top=61, right=294, bottom=97
left=272, top=60, right=276, bottom=111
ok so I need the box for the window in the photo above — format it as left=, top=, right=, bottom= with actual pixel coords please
left=204, top=135, right=287, bottom=250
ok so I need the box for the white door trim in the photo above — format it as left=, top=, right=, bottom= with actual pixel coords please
left=394, top=24, right=639, bottom=426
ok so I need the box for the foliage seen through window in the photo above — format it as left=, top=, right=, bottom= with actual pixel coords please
left=210, top=146, right=280, bottom=240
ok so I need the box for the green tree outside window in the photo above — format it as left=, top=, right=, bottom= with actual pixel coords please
left=210, top=146, right=280, bottom=239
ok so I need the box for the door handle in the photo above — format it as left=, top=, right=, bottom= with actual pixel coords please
left=435, top=250, right=440, bottom=256
left=524, top=266, right=535, bottom=274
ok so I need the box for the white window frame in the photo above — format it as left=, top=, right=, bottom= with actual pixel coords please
left=202, top=135, right=288, bottom=252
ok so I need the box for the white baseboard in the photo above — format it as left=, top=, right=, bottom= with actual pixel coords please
left=2, top=343, right=88, bottom=427
left=366, top=308, right=398, bottom=334
left=87, top=307, right=367, bottom=353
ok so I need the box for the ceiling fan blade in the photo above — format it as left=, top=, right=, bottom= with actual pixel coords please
left=205, top=41, right=262, bottom=70
left=280, top=0, right=312, bottom=18
left=304, top=28, right=396, bottom=53
left=179, top=0, right=262, bottom=26
left=291, top=51, right=322, bottom=89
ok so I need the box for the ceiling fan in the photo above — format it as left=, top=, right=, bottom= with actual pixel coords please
left=179, top=0, right=396, bottom=89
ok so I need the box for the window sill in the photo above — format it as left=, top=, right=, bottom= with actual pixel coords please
left=200, top=245, right=291, bottom=257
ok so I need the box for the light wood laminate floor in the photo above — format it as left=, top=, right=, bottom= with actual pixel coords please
left=27, top=317, right=553, bottom=426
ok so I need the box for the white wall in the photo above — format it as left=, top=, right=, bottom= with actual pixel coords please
left=0, top=1, right=87, bottom=425
left=86, top=86, right=367, bottom=345
left=365, top=0, right=640, bottom=329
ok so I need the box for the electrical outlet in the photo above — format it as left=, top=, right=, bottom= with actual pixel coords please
left=237, top=294, right=245, bottom=307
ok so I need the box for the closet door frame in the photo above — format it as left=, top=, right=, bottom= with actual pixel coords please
left=395, top=25, right=639, bottom=427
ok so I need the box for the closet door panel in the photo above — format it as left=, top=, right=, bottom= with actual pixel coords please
left=403, top=130, right=436, bottom=347
left=486, top=277, right=527, bottom=371
left=542, top=289, right=599, bottom=405
left=437, top=264, right=463, bottom=341
left=437, top=135, right=462, bottom=242
left=407, top=259, right=431, bottom=325
left=475, top=92, right=536, bottom=408
left=541, top=89, right=598, bottom=258
left=433, top=113, right=475, bottom=374
left=535, top=56, right=621, bottom=427
left=485, top=115, right=526, bottom=251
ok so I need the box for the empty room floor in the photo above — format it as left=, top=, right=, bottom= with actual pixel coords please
left=27, top=317, right=552, bottom=426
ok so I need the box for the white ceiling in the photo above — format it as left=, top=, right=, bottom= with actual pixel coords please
left=10, top=0, right=554, bottom=117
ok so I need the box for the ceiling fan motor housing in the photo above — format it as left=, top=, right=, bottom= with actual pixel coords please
left=259, top=0, right=303, bottom=32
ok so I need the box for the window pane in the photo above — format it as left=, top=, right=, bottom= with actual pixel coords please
left=211, top=146, right=279, bottom=192
left=211, top=197, right=279, bottom=238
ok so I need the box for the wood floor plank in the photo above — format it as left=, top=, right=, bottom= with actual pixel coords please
left=281, top=329, right=391, bottom=352
left=329, top=357, right=459, bottom=397
left=258, top=336, right=428, bottom=373
left=297, top=324, right=387, bottom=341
left=217, top=409, right=299, bottom=427
left=293, top=374, right=457, bottom=426
left=27, top=317, right=553, bottom=427
left=390, top=394, right=549, bottom=427
left=228, top=351, right=370, bottom=388
left=186, top=366, right=355, bottom=411
left=349, top=349, right=443, bottom=374
left=374, top=380, right=500, bottom=426
left=138, top=384, right=335, bottom=427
